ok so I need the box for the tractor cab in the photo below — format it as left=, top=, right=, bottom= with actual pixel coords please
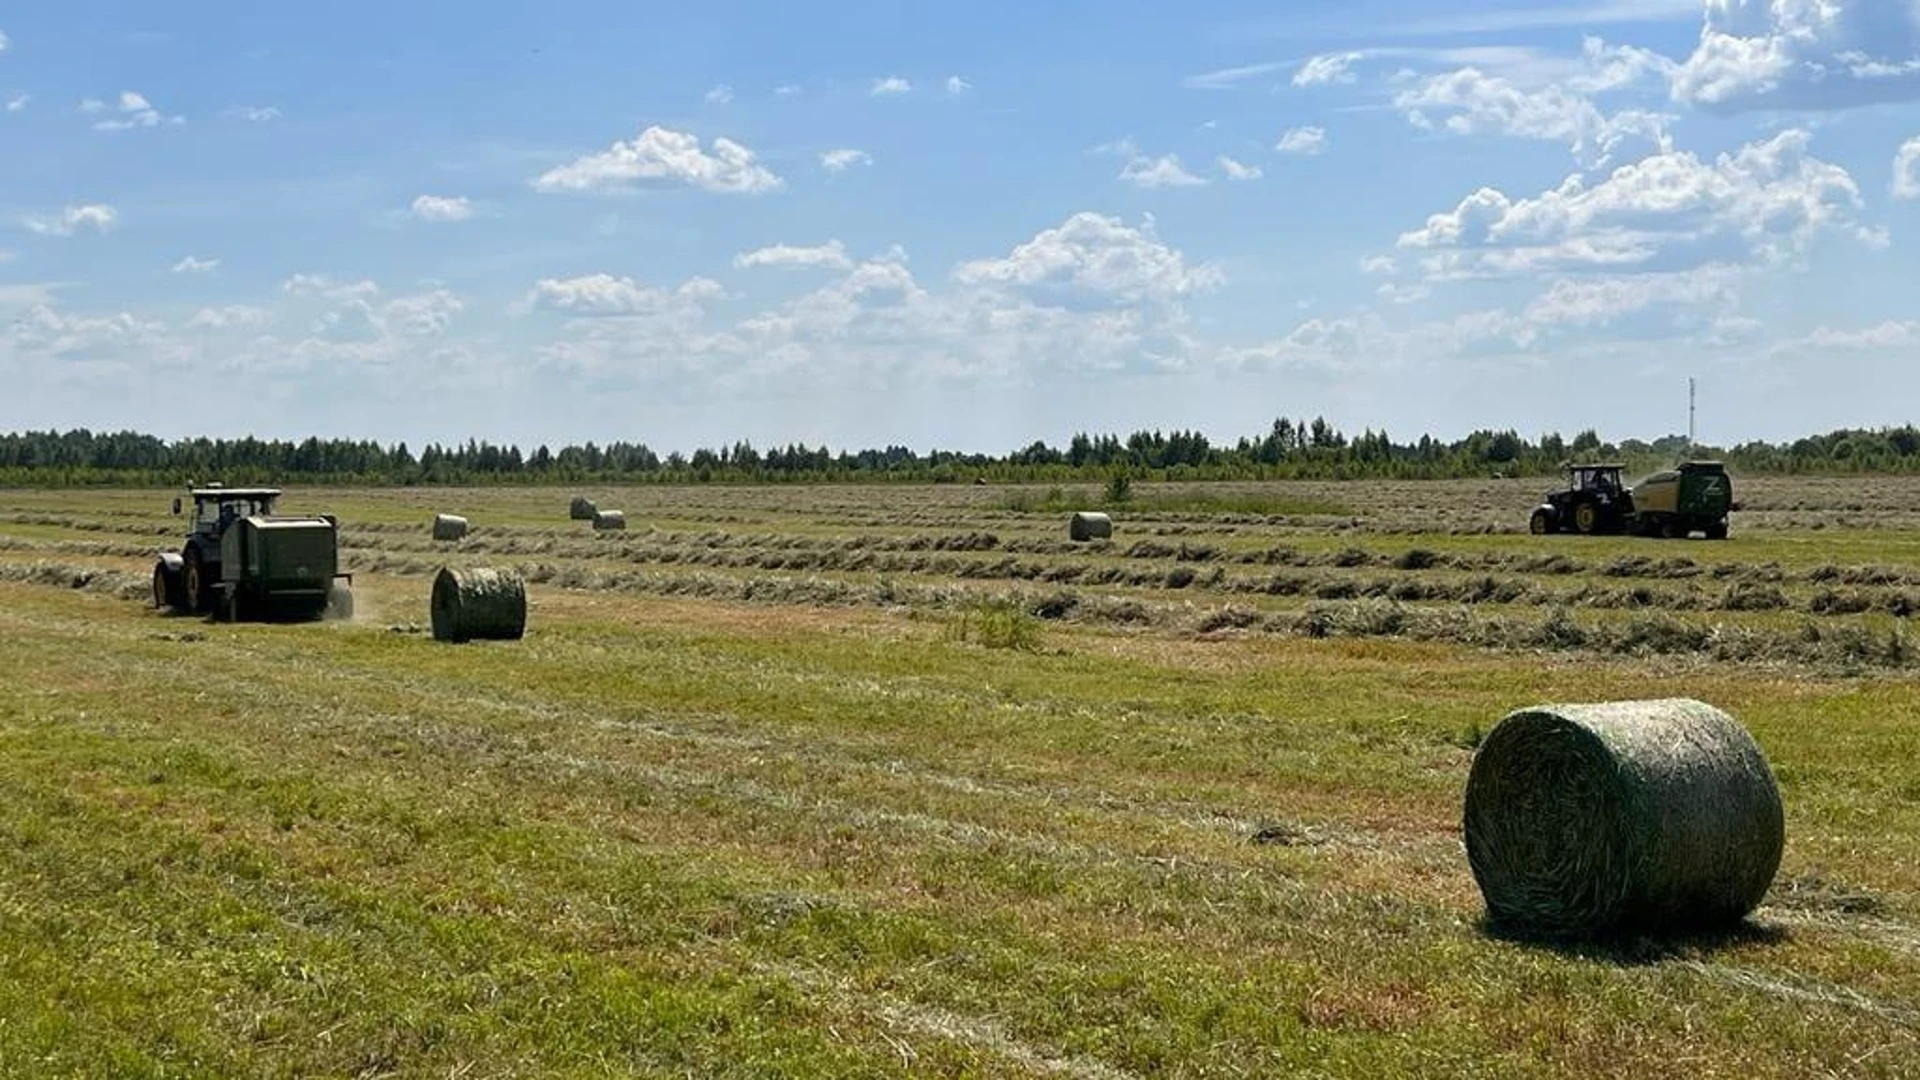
left=1531, top=463, right=1634, bottom=536
left=178, top=486, right=283, bottom=539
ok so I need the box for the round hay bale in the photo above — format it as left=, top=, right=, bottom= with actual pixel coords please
left=431, top=513, right=469, bottom=542
left=430, top=566, right=527, bottom=643
left=569, top=496, right=598, bottom=521
left=1463, top=698, right=1784, bottom=938
left=592, top=509, right=626, bottom=531
left=1068, top=511, right=1113, bottom=542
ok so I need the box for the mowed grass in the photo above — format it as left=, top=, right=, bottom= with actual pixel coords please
left=2, top=482, right=1920, bottom=1076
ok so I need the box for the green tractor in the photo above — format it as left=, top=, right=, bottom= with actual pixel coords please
left=152, top=484, right=354, bottom=621
left=1529, top=461, right=1735, bottom=539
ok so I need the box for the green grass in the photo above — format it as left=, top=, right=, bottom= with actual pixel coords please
left=3, top=480, right=1920, bottom=1075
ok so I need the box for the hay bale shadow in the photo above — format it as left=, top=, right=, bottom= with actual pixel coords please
left=1480, top=916, right=1790, bottom=967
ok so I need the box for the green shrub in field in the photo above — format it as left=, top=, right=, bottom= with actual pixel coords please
left=1103, top=472, right=1133, bottom=505
left=945, top=598, right=1044, bottom=651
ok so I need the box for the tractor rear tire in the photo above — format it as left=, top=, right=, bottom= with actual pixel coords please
left=1530, top=509, right=1554, bottom=535
left=184, top=553, right=210, bottom=613
left=1705, top=521, right=1729, bottom=540
left=1660, top=518, right=1683, bottom=540
left=1573, top=500, right=1600, bottom=536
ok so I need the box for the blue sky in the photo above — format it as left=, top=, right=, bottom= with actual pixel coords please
left=5, top=0, right=1920, bottom=452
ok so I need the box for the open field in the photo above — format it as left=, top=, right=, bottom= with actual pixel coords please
left=3, top=477, right=1920, bottom=1076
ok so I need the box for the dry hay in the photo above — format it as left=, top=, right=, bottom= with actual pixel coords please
left=1068, top=512, right=1113, bottom=542
left=431, top=513, right=469, bottom=542
left=1463, top=698, right=1784, bottom=938
left=430, top=566, right=528, bottom=643
left=569, top=495, right=599, bottom=521
left=592, top=510, right=627, bottom=531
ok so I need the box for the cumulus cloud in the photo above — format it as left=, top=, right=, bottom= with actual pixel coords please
left=6, top=94, right=28, bottom=114
left=533, top=126, right=783, bottom=195
left=1895, top=137, right=1920, bottom=199
left=820, top=148, right=872, bottom=173
left=1217, top=155, right=1263, bottom=180
left=947, top=75, right=972, bottom=95
left=953, top=211, right=1222, bottom=305
left=171, top=255, right=219, bottom=274
left=1395, top=67, right=1669, bottom=166
left=92, top=89, right=182, bottom=131
left=1294, top=52, right=1362, bottom=86
left=734, top=241, right=855, bottom=271
left=23, top=204, right=117, bottom=236
left=185, top=305, right=271, bottom=331
left=1119, top=154, right=1208, bottom=188
left=410, top=194, right=475, bottom=222
left=704, top=84, right=734, bottom=105
left=1275, top=126, right=1326, bottom=155
left=871, top=76, right=912, bottom=96
left=1674, top=0, right=1920, bottom=111
left=1398, top=130, right=1871, bottom=278
left=522, top=274, right=723, bottom=317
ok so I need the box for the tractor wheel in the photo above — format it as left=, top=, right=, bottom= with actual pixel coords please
left=325, top=583, right=354, bottom=621
left=1573, top=500, right=1600, bottom=535
left=1705, top=521, right=1729, bottom=541
left=184, top=552, right=210, bottom=613
left=1529, top=509, right=1553, bottom=535
left=1660, top=518, right=1683, bottom=540
left=152, top=564, right=172, bottom=610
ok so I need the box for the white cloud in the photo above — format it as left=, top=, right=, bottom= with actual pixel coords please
left=1674, top=0, right=1920, bottom=111
left=1294, top=52, right=1361, bottom=86
left=92, top=89, right=181, bottom=131
left=523, top=273, right=723, bottom=317
left=1394, top=66, right=1669, bottom=165
left=6, top=94, right=28, bottom=114
left=78, top=98, right=106, bottom=114
left=946, top=75, right=972, bottom=94
left=734, top=241, right=854, bottom=271
left=1217, top=155, right=1263, bottom=180
left=532, top=126, right=783, bottom=195
left=1360, top=255, right=1398, bottom=274
left=383, top=290, right=465, bottom=336
left=871, top=76, right=912, bottom=96
left=171, top=255, right=219, bottom=274
left=410, top=194, right=475, bottom=222
left=1894, top=137, right=1920, bottom=199
left=820, top=148, right=872, bottom=173
left=23, top=204, right=117, bottom=237
left=185, top=305, right=271, bottom=331
left=1398, top=130, right=1871, bottom=278
left=0, top=30, right=8, bottom=53
left=775, top=84, right=802, bottom=97
left=1182, top=61, right=1289, bottom=90
left=222, top=105, right=281, bottom=123
left=1119, top=154, right=1208, bottom=188
left=1377, top=282, right=1431, bottom=304
left=953, top=211, right=1223, bottom=305
left=704, top=84, right=734, bottom=105
left=1275, top=126, right=1326, bottom=155
left=1519, top=267, right=1741, bottom=333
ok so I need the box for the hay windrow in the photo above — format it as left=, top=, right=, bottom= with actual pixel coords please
left=1463, top=699, right=1784, bottom=938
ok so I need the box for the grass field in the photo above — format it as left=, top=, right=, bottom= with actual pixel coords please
left=3, top=478, right=1920, bottom=1077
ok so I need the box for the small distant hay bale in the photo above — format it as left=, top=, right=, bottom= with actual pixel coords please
left=569, top=496, right=599, bottom=521
left=430, top=566, right=527, bottom=643
left=592, top=510, right=627, bottom=531
left=431, top=513, right=469, bottom=542
left=1068, top=511, right=1113, bottom=542
left=1463, top=698, right=1784, bottom=938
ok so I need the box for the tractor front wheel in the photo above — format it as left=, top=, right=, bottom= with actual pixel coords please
left=1705, top=521, right=1729, bottom=540
left=1529, top=509, right=1554, bottom=535
left=1573, top=501, right=1600, bottom=535
left=152, top=564, right=177, bottom=611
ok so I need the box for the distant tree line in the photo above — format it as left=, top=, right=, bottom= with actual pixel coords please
left=0, top=420, right=1917, bottom=486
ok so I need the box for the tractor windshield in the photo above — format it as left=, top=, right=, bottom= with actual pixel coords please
left=194, top=495, right=277, bottom=531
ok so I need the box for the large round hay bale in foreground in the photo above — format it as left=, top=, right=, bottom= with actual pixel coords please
left=430, top=566, right=527, bottom=643
left=1068, top=511, right=1113, bottom=542
left=592, top=509, right=626, bottom=531
left=431, top=513, right=469, bottom=541
left=569, top=496, right=598, bottom=521
left=1464, top=698, right=1784, bottom=939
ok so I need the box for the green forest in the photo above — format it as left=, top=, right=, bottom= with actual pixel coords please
left=1, top=420, right=1916, bottom=486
